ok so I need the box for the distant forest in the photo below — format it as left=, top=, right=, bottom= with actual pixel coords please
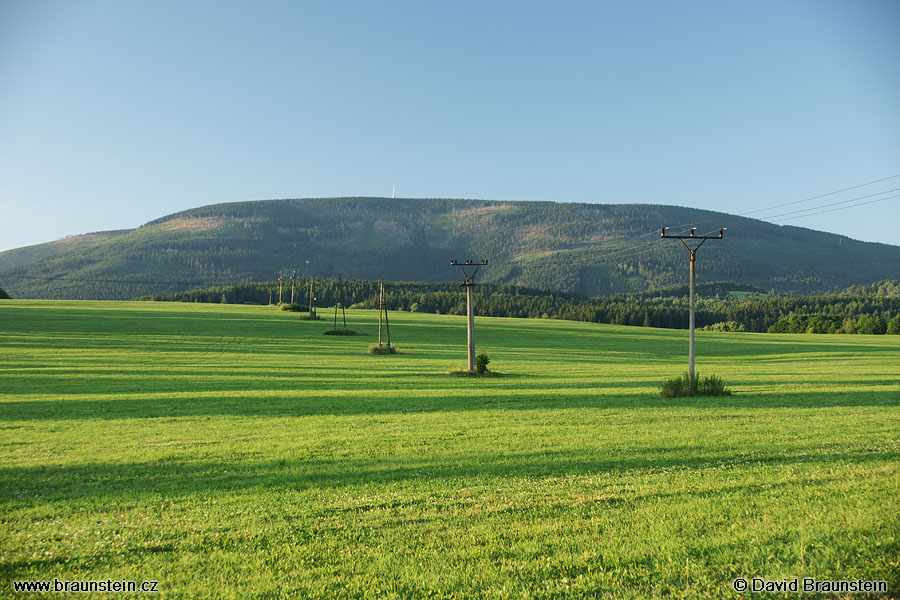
left=142, top=279, right=900, bottom=334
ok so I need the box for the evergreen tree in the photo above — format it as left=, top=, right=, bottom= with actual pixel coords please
left=855, top=314, right=887, bottom=335
left=887, top=315, right=900, bottom=335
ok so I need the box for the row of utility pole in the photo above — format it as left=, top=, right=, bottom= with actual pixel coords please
left=272, top=224, right=722, bottom=376
left=446, top=226, right=724, bottom=376
left=276, top=270, right=316, bottom=316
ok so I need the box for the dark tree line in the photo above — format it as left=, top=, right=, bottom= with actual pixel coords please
left=141, top=278, right=900, bottom=334
left=768, top=313, right=899, bottom=335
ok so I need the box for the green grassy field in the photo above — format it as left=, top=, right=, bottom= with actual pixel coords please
left=1, top=300, right=898, bottom=599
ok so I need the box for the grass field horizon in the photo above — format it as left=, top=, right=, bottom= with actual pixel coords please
left=1, top=300, right=898, bottom=598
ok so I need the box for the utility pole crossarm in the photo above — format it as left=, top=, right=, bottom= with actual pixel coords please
left=660, top=227, right=725, bottom=241
left=450, top=260, right=488, bottom=284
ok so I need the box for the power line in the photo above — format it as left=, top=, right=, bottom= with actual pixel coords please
left=536, top=173, right=900, bottom=267
left=741, top=172, right=900, bottom=217
left=418, top=267, right=459, bottom=283
left=630, top=172, right=900, bottom=239
left=487, top=178, right=899, bottom=272
left=0, top=274, right=230, bottom=287
left=741, top=187, right=900, bottom=222
left=0, top=266, right=467, bottom=288
left=637, top=174, right=900, bottom=240
left=769, top=192, right=900, bottom=223
left=487, top=236, right=678, bottom=268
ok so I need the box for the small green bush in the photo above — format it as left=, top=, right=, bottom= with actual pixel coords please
left=702, top=321, right=745, bottom=332
left=279, top=303, right=306, bottom=312
left=368, top=344, right=398, bottom=354
left=660, top=373, right=731, bottom=398
left=475, top=352, right=490, bottom=374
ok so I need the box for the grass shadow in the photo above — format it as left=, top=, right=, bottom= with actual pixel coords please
left=1, top=388, right=897, bottom=422
left=2, top=446, right=894, bottom=504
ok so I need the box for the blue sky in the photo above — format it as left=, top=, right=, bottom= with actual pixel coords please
left=1, top=0, right=899, bottom=252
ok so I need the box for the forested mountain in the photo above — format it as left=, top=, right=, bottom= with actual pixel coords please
left=2, top=197, right=899, bottom=299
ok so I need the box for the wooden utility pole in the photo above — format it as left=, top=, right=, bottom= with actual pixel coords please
left=308, top=277, right=315, bottom=316
left=377, top=279, right=391, bottom=348
left=333, top=274, right=347, bottom=331
left=660, top=227, right=725, bottom=378
left=384, top=286, right=391, bottom=349
left=278, top=275, right=283, bottom=304
left=451, top=260, right=488, bottom=373
left=378, top=280, right=384, bottom=347
left=340, top=275, right=346, bottom=329
left=290, top=270, right=297, bottom=304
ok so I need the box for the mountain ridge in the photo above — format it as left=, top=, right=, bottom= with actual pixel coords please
left=1, top=197, right=898, bottom=299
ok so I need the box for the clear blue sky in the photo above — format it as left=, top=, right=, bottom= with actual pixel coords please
left=1, top=0, right=899, bottom=252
